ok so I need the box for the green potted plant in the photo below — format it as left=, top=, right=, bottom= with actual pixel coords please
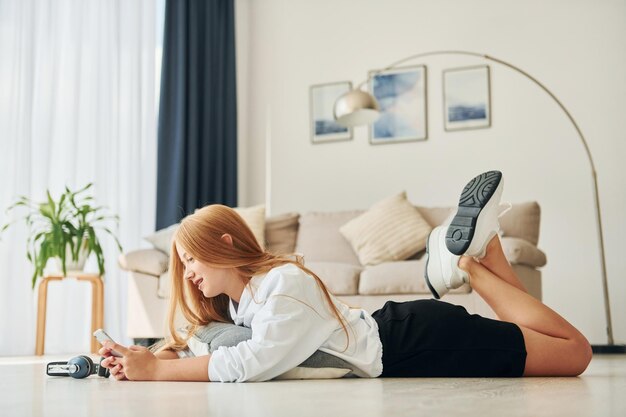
left=0, top=183, right=123, bottom=288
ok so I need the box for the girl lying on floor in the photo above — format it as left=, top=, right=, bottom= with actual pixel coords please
left=100, top=170, right=592, bottom=382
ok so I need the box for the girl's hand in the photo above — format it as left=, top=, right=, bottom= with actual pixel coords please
left=99, top=351, right=128, bottom=381
left=104, top=359, right=128, bottom=381
left=101, top=342, right=160, bottom=381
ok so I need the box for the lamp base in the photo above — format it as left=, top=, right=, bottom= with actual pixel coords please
left=591, top=344, right=626, bottom=354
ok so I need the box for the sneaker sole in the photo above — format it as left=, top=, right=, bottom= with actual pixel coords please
left=424, top=229, right=442, bottom=300
left=445, top=170, right=502, bottom=256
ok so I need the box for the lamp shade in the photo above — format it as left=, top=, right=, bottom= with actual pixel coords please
left=333, top=89, right=380, bottom=127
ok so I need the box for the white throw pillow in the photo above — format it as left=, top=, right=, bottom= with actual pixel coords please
left=144, top=205, right=266, bottom=254
left=233, top=204, right=266, bottom=249
left=144, top=223, right=179, bottom=255
left=339, top=191, right=432, bottom=266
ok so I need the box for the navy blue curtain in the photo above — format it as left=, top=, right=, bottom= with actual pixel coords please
left=156, top=0, right=238, bottom=229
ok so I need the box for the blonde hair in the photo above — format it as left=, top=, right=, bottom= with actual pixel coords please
left=157, top=204, right=354, bottom=354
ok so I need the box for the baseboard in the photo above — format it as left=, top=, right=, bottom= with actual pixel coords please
left=592, top=344, right=626, bottom=354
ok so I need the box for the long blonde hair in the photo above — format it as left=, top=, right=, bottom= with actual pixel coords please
left=158, top=204, right=354, bottom=353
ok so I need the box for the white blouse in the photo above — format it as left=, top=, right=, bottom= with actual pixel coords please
left=205, top=263, right=384, bottom=382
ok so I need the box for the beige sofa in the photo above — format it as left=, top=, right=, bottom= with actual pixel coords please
left=119, top=202, right=546, bottom=340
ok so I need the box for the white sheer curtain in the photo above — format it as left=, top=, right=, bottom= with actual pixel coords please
left=0, top=0, right=158, bottom=355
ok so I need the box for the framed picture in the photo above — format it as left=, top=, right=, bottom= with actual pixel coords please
left=309, top=81, right=353, bottom=144
left=443, top=65, right=491, bottom=131
left=368, top=65, right=428, bottom=145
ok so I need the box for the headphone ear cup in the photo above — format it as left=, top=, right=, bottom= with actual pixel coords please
left=81, top=355, right=95, bottom=373
left=68, top=356, right=93, bottom=379
left=67, top=355, right=93, bottom=379
left=98, top=357, right=111, bottom=378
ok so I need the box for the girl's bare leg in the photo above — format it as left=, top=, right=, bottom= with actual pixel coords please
left=458, top=252, right=592, bottom=376
left=475, top=236, right=527, bottom=293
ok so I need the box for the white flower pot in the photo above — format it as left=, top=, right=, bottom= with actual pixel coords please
left=46, top=240, right=90, bottom=275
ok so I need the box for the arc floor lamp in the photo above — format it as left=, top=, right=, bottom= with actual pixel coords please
left=333, top=50, right=624, bottom=353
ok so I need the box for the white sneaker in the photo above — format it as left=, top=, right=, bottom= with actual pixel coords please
left=424, top=226, right=469, bottom=299
left=445, top=170, right=505, bottom=258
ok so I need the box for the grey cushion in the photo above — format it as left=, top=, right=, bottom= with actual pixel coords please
left=192, top=322, right=357, bottom=377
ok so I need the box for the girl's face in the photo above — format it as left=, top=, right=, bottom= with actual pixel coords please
left=175, top=241, right=237, bottom=299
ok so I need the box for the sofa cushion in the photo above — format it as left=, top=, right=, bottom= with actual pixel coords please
left=144, top=223, right=179, bottom=255
left=118, top=249, right=169, bottom=276
left=305, top=261, right=361, bottom=295
left=233, top=204, right=266, bottom=249
left=339, top=192, right=432, bottom=266
left=184, top=322, right=356, bottom=379
left=415, top=206, right=455, bottom=227
left=417, top=202, right=541, bottom=245
left=265, top=212, right=300, bottom=254
left=499, top=201, right=541, bottom=245
left=144, top=204, right=267, bottom=255
left=358, top=259, right=471, bottom=295
left=501, top=237, right=547, bottom=267
left=157, top=271, right=171, bottom=299
left=295, top=210, right=363, bottom=265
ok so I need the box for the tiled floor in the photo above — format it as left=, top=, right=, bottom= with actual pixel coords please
left=1, top=354, right=625, bottom=417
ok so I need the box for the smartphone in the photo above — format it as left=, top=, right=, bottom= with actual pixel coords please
left=93, top=329, right=124, bottom=357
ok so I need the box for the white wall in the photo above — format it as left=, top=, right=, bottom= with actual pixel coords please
left=235, top=0, right=626, bottom=345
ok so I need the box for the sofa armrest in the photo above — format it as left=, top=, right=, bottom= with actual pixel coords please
left=118, top=249, right=169, bottom=276
left=500, top=237, right=547, bottom=268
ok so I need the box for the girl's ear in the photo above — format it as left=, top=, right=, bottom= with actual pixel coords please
left=220, top=233, right=234, bottom=246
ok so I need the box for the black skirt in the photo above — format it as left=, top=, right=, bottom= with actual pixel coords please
left=372, top=299, right=527, bottom=377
